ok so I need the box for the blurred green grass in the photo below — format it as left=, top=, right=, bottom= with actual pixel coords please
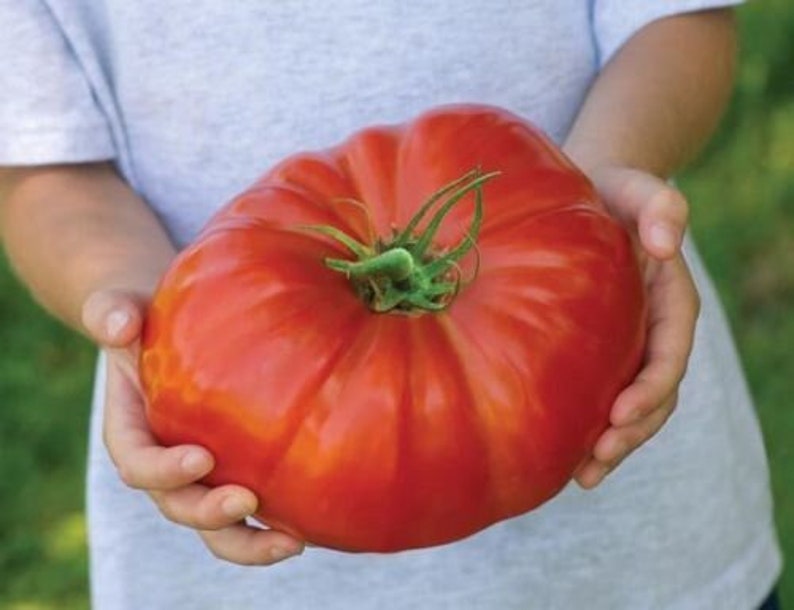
left=0, top=2, right=791, bottom=607
left=0, top=257, right=94, bottom=609
left=678, top=2, right=794, bottom=604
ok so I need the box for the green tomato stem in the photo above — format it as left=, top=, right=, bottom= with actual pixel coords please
left=311, top=168, right=499, bottom=314
left=327, top=247, right=415, bottom=282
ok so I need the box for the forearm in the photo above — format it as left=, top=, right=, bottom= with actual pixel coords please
left=564, top=8, right=737, bottom=177
left=0, top=163, right=176, bottom=334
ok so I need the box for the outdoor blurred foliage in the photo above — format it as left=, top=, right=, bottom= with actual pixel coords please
left=0, top=2, right=792, bottom=608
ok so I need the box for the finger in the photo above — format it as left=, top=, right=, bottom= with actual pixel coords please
left=103, top=359, right=214, bottom=490
left=574, top=459, right=612, bottom=490
left=200, top=523, right=305, bottom=566
left=637, top=187, right=688, bottom=260
left=611, top=256, right=699, bottom=426
left=591, top=167, right=688, bottom=259
left=574, top=399, right=675, bottom=489
left=82, top=289, right=146, bottom=347
left=593, top=393, right=678, bottom=465
left=151, top=484, right=258, bottom=530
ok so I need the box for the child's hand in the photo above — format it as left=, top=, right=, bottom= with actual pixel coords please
left=573, top=166, right=701, bottom=488
left=82, top=289, right=305, bottom=565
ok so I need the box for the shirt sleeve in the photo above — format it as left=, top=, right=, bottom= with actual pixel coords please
left=593, top=0, right=745, bottom=67
left=0, top=0, right=115, bottom=165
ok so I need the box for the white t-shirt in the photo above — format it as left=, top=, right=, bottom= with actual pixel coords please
left=0, top=1, right=782, bottom=609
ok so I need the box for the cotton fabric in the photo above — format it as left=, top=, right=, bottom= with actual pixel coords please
left=0, top=1, right=781, bottom=608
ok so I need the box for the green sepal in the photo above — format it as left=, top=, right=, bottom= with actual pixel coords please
left=310, top=168, right=499, bottom=313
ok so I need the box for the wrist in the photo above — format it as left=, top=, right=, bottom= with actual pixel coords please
left=562, top=11, right=738, bottom=182
left=561, top=138, right=669, bottom=182
left=1, top=163, right=176, bottom=333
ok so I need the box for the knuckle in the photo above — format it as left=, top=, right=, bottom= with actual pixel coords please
left=117, top=463, right=141, bottom=489
left=640, top=408, right=672, bottom=441
left=201, top=533, right=243, bottom=564
left=239, top=555, right=267, bottom=567
left=691, top=288, right=702, bottom=319
left=614, top=420, right=649, bottom=450
left=195, top=503, right=225, bottom=531
left=631, top=426, right=653, bottom=448
left=157, top=493, right=209, bottom=529
left=154, top=495, right=182, bottom=525
left=672, top=191, right=690, bottom=223
left=200, top=532, right=276, bottom=567
left=605, top=455, right=624, bottom=473
left=597, top=431, right=631, bottom=464
left=646, top=187, right=689, bottom=232
left=624, top=429, right=642, bottom=451
left=205, top=539, right=229, bottom=562
left=680, top=351, right=694, bottom=381
left=611, top=437, right=636, bottom=458
left=659, top=187, right=689, bottom=220
left=659, top=391, right=680, bottom=416
left=102, top=425, right=119, bottom=466
left=635, top=369, right=659, bottom=389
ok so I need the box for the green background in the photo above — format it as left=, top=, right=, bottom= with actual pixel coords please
left=0, top=2, right=791, bottom=607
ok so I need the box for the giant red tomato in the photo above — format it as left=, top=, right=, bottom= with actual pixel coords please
left=140, top=104, right=647, bottom=553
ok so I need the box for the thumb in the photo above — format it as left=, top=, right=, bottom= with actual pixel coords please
left=81, top=289, right=147, bottom=348
left=590, top=167, right=689, bottom=261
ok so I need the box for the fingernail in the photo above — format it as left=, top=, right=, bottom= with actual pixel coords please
left=270, top=546, right=299, bottom=562
left=181, top=451, right=210, bottom=476
left=222, top=495, right=254, bottom=519
left=649, top=223, right=678, bottom=252
left=106, top=310, right=130, bottom=340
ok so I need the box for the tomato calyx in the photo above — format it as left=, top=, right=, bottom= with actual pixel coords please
left=308, top=169, right=498, bottom=314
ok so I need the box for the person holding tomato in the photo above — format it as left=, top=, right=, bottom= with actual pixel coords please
left=0, top=1, right=782, bottom=609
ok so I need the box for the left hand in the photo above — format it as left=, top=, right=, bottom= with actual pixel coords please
left=573, top=166, right=701, bottom=488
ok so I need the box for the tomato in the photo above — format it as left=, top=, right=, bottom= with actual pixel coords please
left=140, top=104, right=646, bottom=553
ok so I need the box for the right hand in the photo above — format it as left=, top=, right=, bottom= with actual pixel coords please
left=570, top=167, right=700, bottom=488
left=82, top=289, right=305, bottom=565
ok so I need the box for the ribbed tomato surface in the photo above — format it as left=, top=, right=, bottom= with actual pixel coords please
left=140, top=104, right=646, bottom=552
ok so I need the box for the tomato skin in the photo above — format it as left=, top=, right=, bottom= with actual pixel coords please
left=140, top=104, right=647, bottom=552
